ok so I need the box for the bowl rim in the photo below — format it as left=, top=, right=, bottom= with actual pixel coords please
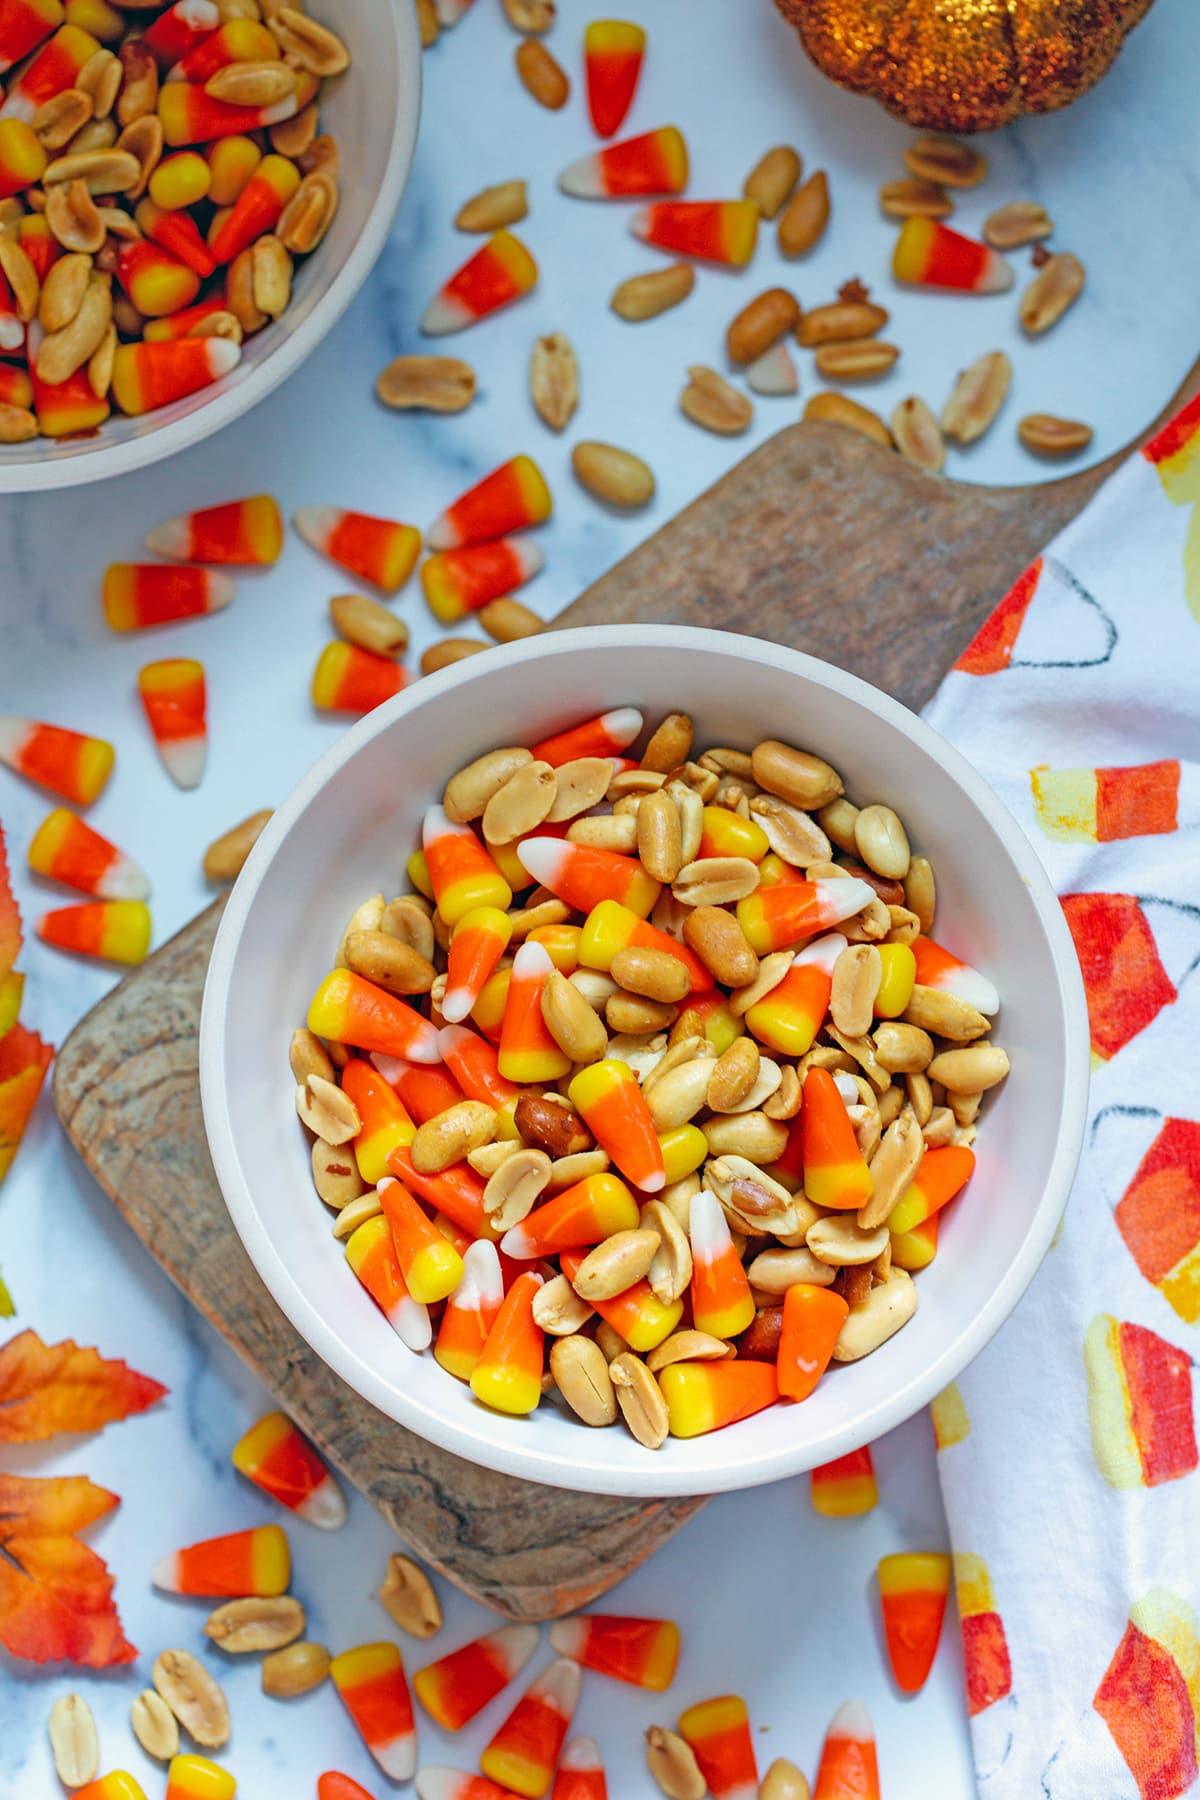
left=200, top=624, right=1091, bottom=1497
left=0, top=0, right=420, bottom=495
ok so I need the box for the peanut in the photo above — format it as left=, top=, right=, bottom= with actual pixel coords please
left=445, top=746, right=533, bottom=822
left=611, top=946, right=689, bottom=1005
left=504, top=0, right=555, bottom=27
left=541, top=970, right=608, bottom=1064
left=647, top=1725, right=707, bottom=1799
left=550, top=1334, right=617, bottom=1426
left=412, top=1100, right=496, bottom=1172
left=1018, top=413, right=1093, bottom=457
left=262, top=1641, right=331, bottom=1698
left=130, top=1689, right=179, bottom=1760
left=421, top=639, right=488, bottom=674
left=530, top=330, right=579, bottom=430
left=203, top=809, right=272, bottom=881
left=48, top=1695, right=99, bottom=1788
left=707, top=1036, right=760, bottom=1111
left=572, top=439, right=655, bottom=507
left=1019, top=253, right=1084, bottom=334
left=904, top=855, right=936, bottom=933
left=983, top=199, right=1053, bottom=249
left=752, top=739, right=843, bottom=810
left=312, top=1138, right=365, bottom=1210
left=456, top=178, right=527, bottom=232
left=902, top=985, right=989, bottom=1042
left=854, top=803, right=911, bottom=879
left=646, top=1328, right=728, bottom=1371
left=682, top=904, right=758, bottom=986
left=941, top=350, right=1011, bottom=445
left=379, top=1552, right=442, bottom=1637
left=376, top=353, right=476, bottom=412
left=610, top=1351, right=669, bottom=1448
left=642, top=1198, right=693, bottom=1303
left=725, top=286, right=798, bottom=365
left=515, top=38, right=568, bottom=107
left=515, top=1093, right=591, bottom=1158
left=831, top=944, right=883, bottom=1037
left=0, top=237, right=39, bottom=323
left=296, top=1074, right=359, bottom=1144
left=814, top=339, right=899, bottom=380
left=743, top=144, right=800, bottom=219
left=483, top=759, right=557, bottom=843
left=778, top=169, right=829, bottom=255
left=205, top=1595, right=305, bottom=1653
left=833, top=1268, right=918, bottom=1360
left=803, top=391, right=892, bottom=447
left=330, top=592, right=408, bottom=659
left=610, top=261, right=694, bottom=321
left=879, top=177, right=952, bottom=219
left=637, top=787, right=684, bottom=883
left=680, top=365, right=752, bottom=435
left=672, top=856, right=759, bottom=905
left=478, top=596, right=543, bottom=641
left=153, top=1649, right=230, bottom=1750
left=344, top=928, right=435, bottom=996
left=533, top=1272, right=595, bottom=1334
left=904, top=135, right=987, bottom=187
left=927, top=1044, right=1010, bottom=1093
left=860, top=1107, right=925, bottom=1228
left=760, top=1759, right=812, bottom=1800
left=269, top=10, right=350, bottom=75
left=642, top=713, right=694, bottom=772
left=702, top=1110, right=789, bottom=1162
left=891, top=395, right=945, bottom=473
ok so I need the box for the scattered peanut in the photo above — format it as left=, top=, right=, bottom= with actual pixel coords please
left=778, top=169, right=830, bottom=256
left=983, top=199, right=1053, bottom=249
left=743, top=145, right=801, bottom=219
left=941, top=350, right=1011, bottom=446
left=572, top=440, right=655, bottom=507
left=152, top=1649, right=230, bottom=1750
left=205, top=1595, right=306, bottom=1654
left=376, top=354, right=476, bottom=412
left=262, top=1641, right=332, bottom=1698
left=680, top=365, right=752, bottom=435
left=1019, top=252, right=1085, bottom=334
left=803, top=391, right=892, bottom=447
left=610, top=262, right=695, bottom=321
left=530, top=330, right=579, bottom=431
left=379, top=1553, right=442, bottom=1637
left=904, top=135, right=987, bottom=187
left=130, top=1689, right=179, bottom=1761
left=891, top=396, right=945, bottom=473
left=879, top=177, right=952, bottom=219
left=48, top=1695, right=99, bottom=1789
left=515, top=38, right=569, bottom=108
left=456, top=178, right=528, bottom=233
left=1018, top=413, right=1093, bottom=457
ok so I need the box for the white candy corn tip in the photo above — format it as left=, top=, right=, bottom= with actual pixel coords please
left=560, top=1736, right=603, bottom=1772
left=143, top=514, right=192, bottom=561
left=437, top=1021, right=478, bottom=1061
left=531, top=1655, right=582, bottom=1716
left=979, top=252, right=1014, bottom=294
left=420, top=290, right=474, bottom=337
left=0, top=715, right=32, bottom=765
left=149, top=1551, right=182, bottom=1593
left=0, top=94, right=37, bottom=123
left=406, top=1016, right=444, bottom=1066
left=182, top=0, right=221, bottom=25
left=416, top=1772, right=483, bottom=1800
left=456, top=1238, right=505, bottom=1307
left=548, top=1616, right=585, bottom=1659
left=435, top=0, right=475, bottom=24
left=295, top=1473, right=348, bottom=1530
left=513, top=835, right=570, bottom=891
left=511, top=937, right=555, bottom=979
left=688, top=1186, right=730, bottom=1259
left=827, top=1697, right=875, bottom=1742
left=99, top=854, right=152, bottom=904
left=600, top=706, right=643, bottom=749
left=502, top=533, right=545, bottom=583
left=0, top=316, right=24, bottom=352
left=814, top=876, right=875, bottom=925
left=629, top=206, right=654, bottom=244
left=159, top=733, right=207, bottom=791
left=439, top=984, right=473, bottom=1023
left=293, top=504, right=344, bottom=554
left=941, top=964, right=1000, bottom=1016
left=746, top=340, right=798, bottom=397
left=793, top=931, right=848, bottom=976
left=203, top=337, right=242, bottom=379
left=423, top=801, right=464, bottom=851
left=558, top=151, right=608, bottom=199
left=370, top=1731, right=418, bottom=1782
left=487, top=1620, right=540, bottom=1676
left=370, top=1051, right=407, bottom=1084
left=390, top=1292, right=433, bottom=1352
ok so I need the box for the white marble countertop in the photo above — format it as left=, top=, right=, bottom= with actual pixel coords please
left=2, top=0, right=1194, bottom=1791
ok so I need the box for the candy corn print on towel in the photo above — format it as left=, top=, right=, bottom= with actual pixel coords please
left=924, top=390, right=1200, bottom=1798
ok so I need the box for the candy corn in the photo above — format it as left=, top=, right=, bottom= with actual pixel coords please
left=569, top=1059, right=665, bottom=1193
left=312, top=642, right=407, bottom=714
left=0, top=716, right=113, bottom=804
left=149, top=150, right=212, bottom=211
left=330, top=1642, right=417, bottom=1782
left=886, top=1144, right=974, bottom=1235
left=422, top=536, right=544, bottom=624
left=498, top=940, right=572, bottom=1084
left=480, top=1657, right=581, bottom=1798
left=169, top=13, right=276, bottom=78
left=444, top=906, right=513, bottom=1023
left=677, top=1696, right=757, bottom=1800
left=231, top=1410, right=346, bottom=1529
left=800, top=1066, right=873, bottom=1210
left=0, top=0, right=62, bottom=77
left=37, top=900, right=151, bottom=965
left=812, top=1700, right=880, bottom=1800
left=583, top=19, right=644, bottom=137
left=659, top=1359, right=778, bottom=1437
left=689, top=1187, right=754, bottom=1339
left=873, top=940, right=916, bottom=1018
left=437, top=1023, right=520, bottom=1113
left=517, top=838, right=659, bottom=921
left=205, top=132, right=260, bottom=205
left=30, top=352, right=109, bottom=435
left=104, top=565, right=234, bottom=633
left=737, top=877, right=874, bottom=954
left=423, top=804, right=512, bottom=927
left=416, top=1774, right=522, bottom=1800
left=577, top=898, right=712, bottom=992
left=551, top=1738, right=606, bottom=1800
left=0, top=363, right=32, bottom=408
left=146, top=495, right=283, bottom=566
left=316, top=1777, right=373, bottom=1800
left=110, top=338, right=241, bottom=415
left=548, top=1614, right=679, bottom=1691
left=116, top=238, right=202, bottom=317
left=380, top=1176, right=465, bottom=1303
left=777, top=1282, right=848, bottom=1402
left=421, top=231, right=538, bottom=335
left=531, top=708, right=642, bottom=767
left=630, top=200, right=758, bottom=266
left=435, top=1238, right=505, bottom=1381
left=890, top=1210, right=939, bottom=1271
left=377, top=1055, right=462, bottom=1124
left=698, top=805, right=769, bottom=863
left=293, top=505, right=421, bottom=593
left=142, top=294, right=231, bottom=342
left=472, top=966, right=511, bottom=1042
left=151, top=1524, right=289, bottom=1597
left=892, top=216, right=1013, bottom=294
left=133, top=198, right=216, bottom=279
left=345, top=1214, right=432, bottom=1350
left=910, top=934, right=999, bottom=1014
left=877, top=1551, right=951, bottom=1694
left=138, top=658, right=207, bottom=788
left=209, top=153, right=300, bottom=263
left=388, top=1146, right=496, bottom=1243
left=341, top=1059, right=415, bottom=1184
left=427, top=455, right=552, bottom=551
left=811, top=1446, right=878, bottom=1517
left=0, top=23, right=97, bottom=121
left=27, top=809, right=149, bottom=902
left=74, top=1778, right=148, bottom=1800
left=158, top=77, right=303, bottom=147
left=499, top=1172, right=639, bottom=1259
left=164, top=1755, right=236, bottom=1800
left=140, top=0, right=221, bottom=67
left=308, top=968, right=442, bottom=1063
left=469, top=1269, right=544, bottom=1416
left=559, top=126, right=687, bottom=199
left=745, top=932, right=845, bottom=1056
left=0, top=116, right=45, bottom=194
left=414, top=1622, right=539, bottom=1730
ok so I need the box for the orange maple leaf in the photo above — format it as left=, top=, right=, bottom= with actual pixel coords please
left=0, top=1023, right=53, bottom=1186
left=0, top=1472, right=136, bottom=1666
left=0, top=1330, right=168, bottom=1443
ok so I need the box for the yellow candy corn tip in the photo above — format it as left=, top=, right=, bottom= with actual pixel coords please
left=469, top=1364, right=542, bottom=1417
left=405, top=1240, right=465, bottom=1305
left=331, top=1641, right=403, bottom=1686
left=437, top=873, right=513, bottom=929
left=806, top=1163, right=873, bottom=1209
left=251, top=1523, right=291, bottom=1595
left=658, top=1123, right=708, bottom=1184
left=694, top=1297, right=756, bottom=1342
left=618, top=1297, right=683, bottom=1355
left=480, top=1750, right=547, bottom=1798
left=678, top=1694, right=749, bottom=1738
left=878, top=1551, right=952, bottom=1596
left=407, top=848, right=434, bottom=901
left=354, top=1127, right=410, bottom=1186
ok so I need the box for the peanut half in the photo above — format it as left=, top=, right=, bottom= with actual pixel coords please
left=130, top=1689, right=179, bottom=1761
left=778, top=169, right=830, bottom=256
left=726, top=287, right=798, bottom=365
left=1018, top=413, right=1093, bottom=457
left=803, top=391, right=891, bottom=447
left=1019, top=252, right=1084, bottom=334
left=891, top=396, right=945, bottom=473
left=376, top=354, right=476, bottom=412
left=879, top=177, right=952, bottom=219
left=515, top=38, right=568, bottom=107
left=904, top=135, right=987, bottom=187
left=48, top=1695, right=99, bottom=1788
left=983, top=199, right=1053, bottom=249
left=153, top=1649, right=230, bottom=1750
left=455, top=178, right=528, bottom=232
left=530, top=330, right=579, bottom=431
left=941, top=350, right=1011, bottom=446
left=680, top=366, right=752, bottom=435
left=379, top=1552, right=442, bottom=1637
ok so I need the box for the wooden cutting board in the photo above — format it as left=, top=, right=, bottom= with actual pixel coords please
left=52, top=361, right=1198, bottom=1620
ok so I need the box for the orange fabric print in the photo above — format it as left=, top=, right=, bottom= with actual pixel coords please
left=1061, top=893, right=1175, bottom=1062
left=1094, top=1589, right=1200, bottom=1800
left=1083, top=1313, right=1197, bottom=1488
left=1114, top=1118, right=1200, bottom=1325
left=954, top=1554, right=1013, bottom=1717
left=954, top=559, right=1041, bottom=676
left=1031, top=761, right=1180, bottom=844
left=1144, top=391, right=1200, bottom=624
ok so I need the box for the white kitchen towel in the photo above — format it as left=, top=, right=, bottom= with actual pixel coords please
left=923, top=393, right=1200, bottom=1800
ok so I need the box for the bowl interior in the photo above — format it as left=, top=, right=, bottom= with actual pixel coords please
left=202, top=626, right=1088, bottom=1496
left=0, top=0, right=417, bottom=489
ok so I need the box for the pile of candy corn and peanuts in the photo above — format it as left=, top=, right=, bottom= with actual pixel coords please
left=293, top=704, right=1010, bottom=1450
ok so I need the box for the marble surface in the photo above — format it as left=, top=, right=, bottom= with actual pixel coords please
left=1, top=0, right=1194, bottom=1791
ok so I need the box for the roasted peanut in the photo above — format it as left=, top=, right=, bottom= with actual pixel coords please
left=752, top=739, right=843, bottom=810
left=49, top=1695, right=99, bottom=1789
left=941, top=350, right=1011, bottom=445
left=541, top=970, right=608, bottom=1065
left=879, top=177, right=952, bottom=219
left=412, top=1100, right=496, bottom=1172
left=153, top=1649, right=230, bottom=1750
left=833, top=1269, right=918, bottom=1360
left=778, top=168, right=829, bottom=256
left=814, top=339, right=899, bottom=380
left=743, top=144, right=800, bottom=219
left=572, top=439, right=654, bottom=507
left=891, top=395, right=945, bottom=473
left=131, top=1690, right=179, bottom=1760
left=533, top=1273, right=595, bottom=1334
left=296, top=1074, right=359, bottom=1144
left=1018, top=413, right=1093, bottom=457
left=797, top=299, right=889, bottom=348
left=1019, top=252, right=1084, bottom=334
left=205, top=1595, right=305, bottom=1653
left=551, top=1333, right=617, bottom=1425
left=680, top=364, right=752, bottom=435
left=682, top=904, right=758, bottom=987
left=803, top=390, right=892, bottom=446
left=610, top=1351, right=669, bottom=1449
left=672, top=856, right=759, bottom=906
left=983, top=199, right=1053, bottom=249
left=376, top=353, right=476, bottom=412
left=479, top=596, right=543, bottom=641
left=456, top=178, right=527, bottom=233
left=647, top=1725, right=707, bottom=1799
left=483, top=759, right=557, bottom=844
left=262, top=1641, right=331, bottom=1698
left=515, top=38, right=568, bottom=107
left=904, top=135, right=987, bottom=187
left=902, top=985, right=990, bottom=1043
left=611, top=946, right=690, bottom=1005
left=515, top=1093, right=591, bottom=1158
left=904, top=855, right=936, bottom=933
left=379, top=1553, right=442, bottom=1637
left=927, top=1044, right=1009, bottom=1093
left=610, top=261, right=694, bottom=321
left=726, top=286, right=799, bottom=365
left=530, top=330, right=579, bottom=431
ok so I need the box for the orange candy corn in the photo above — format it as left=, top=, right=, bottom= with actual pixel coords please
left=584, top=19, right=644, bottom=136
left=372, top=1054, right=461, bottom=1124
left=0, top=363, right=32, bottom=407
left=469, top=1268, right=544, bottom=1416
left=293, top=505, right=421, bottom=593
left=28, top=809, right=149, bottom=902
left=517, top=837, right=659, bottom=921
left=416, top=1776, right=521, bottom=1800
left=0, top=23, right=96, bottom=121
left=341, top=1059, right=415, bottom=1184
left=151, top=1523, right=289, bottom=1597
left=158, top=76, right=303, bottom=147
left=0, top=116, right=44, bottom=197
left=423, top=804, right=512, bottom=926
left=630, top=200, right=758, bottom=266
left=0, top=716, right=113, bottom=804
left=37, top=899, right=151, bottom=965
left=561, top=1248, right=683, bottom=1352
left=30, top=351, right=109, bottom=435
left=689, top=1187, right=755, bottom=1339
left=135, top=198, right=217, bottom=279
left=569, top=1059, right=665, bottom=1193
left=801, top=1066, right=874, bottom=1211
left=889, top=1209, right=939, bottom=1271
left=812, top=1700, right=880, bottom=1800
left=498, top=940, right=572, bottom=1084
left=231, top=1410, right=345, bottom=1530
left=559, top=126, right=687, bottom=199
left=480, top=1657, right=581, bottom=1798
left=330, top=1642, right=417, bottom=1783
left=531, top=707, right=642, bottom=766
left=886, top=1144, right=975, bottom=1235
left=892, top=215, right=1013, bottom=294
left=316, top=1776, right=373, bottom=1800
left=209, top=152, right=298, bottom=262
left=388, top=1146, right=497, bottom=1243
left=104, top=565, right=234, bottom=632
left=435, top=1238, right=505, bottom=1381
left=659, top=1359, right=778, bottom=1437
left=500, top=1172, right=638, bottom=1259
left=910, top=934, right=999, bottom=1014
left=551, top=1738, right=606, bottom=1800
left=422, top=536, right=544, bottom=624
left=414, top=1621, right=539, bottom=1730
left=140, top=0, right=221, bottom=66
left=811, top=1446, right=878, bottom=1517
left=427, top=455, right=552, bottom=551
left=777, top=1282, right=848, bottom=1402
left=0, top=0, right=62, bottom=77
left=677, top=1696, right=757, bottom=1800
left=111, top=337, right=240, bottom=415
left=138, top=657, right=207, bottom=788
left=421, top=230, right=538, bottom=335
left=437, top=1023, right=520, bottom=1113
left=312, top=641, right=407, bottom=714
left=380, top=1176, right=465, bottom=1304
left=73, top=1778, right=148, bottom=1800
left=170, top=13, right=275, bottom=77
left=116, top=237, right=201, bottom=316
left=878, top=1551, right=951, bottom=1694
left=146, top=495, right=283, bottom=566
left=736, top=876, right=874, bottom=954
left=548, top=1614, right=680, bottom=1691
left=345, top=1213, right=431, bottom=1350
left=577, top=898, right=712, bottom=992
left=308, top=968, right=442, bottom=1064
left=142, top=294, right=232, bottom=342
left=205, top=132, right=260, bottom=205
left=745, top=932, right=845, bottom=1057
left=444, top=905, right=512, bottom=1023
left=164, top=1755, right=236, bottom=1800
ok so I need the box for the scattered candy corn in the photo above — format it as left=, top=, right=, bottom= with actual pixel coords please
left=312, top=641, right=407, bottom=714
left=677, top=1694, right=757, bottom=1800
left=427, top=455, right=552, bottom=551
left=878, top=1551, right=951, bottom=1693
left=316, top=1777, right=373, bottom=1800
left=630, top=200, right=759, bottom=266
left=110, top=338, right=241, bottom=415
left=345, top=1213, right=432, bottom=1350
left=104, top=565, right=234, bottom=633
left=36, top=899, right=151, bottom=965
left=231, top=1410, right=346, bottom=1530
left=421, top=231, right=538, bottom=335
left=27, top=810, right=149, bottom=902
left=330, top=1642, right=417, bottom=1782
left=689, top=1186, right=755, bottom=1339
left=415, top=1775, right=517, bottom=1800
left=812, top=1700, right=880, bottom=1800
left=551, top=1738, right=606, bottom=1800
left=531, top=707, right=642, bottom=766
left=151, top=1524, right=289, bottom=1597
left=660, top=1359, right=779, bottom=1437
left=548, top=1614, right=680, bottom=1691
left=811, top=1447, right=878, bottom=1517
left=309, top=969, right=442, bottom=1063
left=434, top=1239, right=505, bottom=1381
left=414, top=1622, right=540, bottom=1730
left=138, top=658, right=207, bottom=788
left=73, top=1777, right=148, bottom=1800
left=0, top=716, right=113, bottom=804
left=470, top=1269, right=544, bottom=1416
left=421, top=536, right=544, bottom=624
left=437, top=1022, right=520, bottom=1114
left=892, top=216, right=1013, bottom=294
left=559, top=126, right=687, bottom=199
left=480, top=1657, right=581, bottom=1798
left=517, top=838, right=659, bottom=920
left=583, top=19, right=644, bottom=137
left=294, top=506, right=421, bottom=593
left=569, top=1058, right=665, bottom=1192
left=145, top=495, right=283, bottom=566
left=164, top=1755, right=236, bottom=1800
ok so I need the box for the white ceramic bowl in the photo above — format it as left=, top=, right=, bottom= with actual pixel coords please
left=201, top=625, right=1089, bottom=1498
left=0, top=0, right=419, bottom=493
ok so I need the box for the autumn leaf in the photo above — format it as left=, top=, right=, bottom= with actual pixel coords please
left=0, top=1471, right=136, bottom=1666
left=0, top=824, right=19, bottom=980
left=0, top=1023, right=53, bottom=1187
left=0, top=1330, right=168, bottom=1444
